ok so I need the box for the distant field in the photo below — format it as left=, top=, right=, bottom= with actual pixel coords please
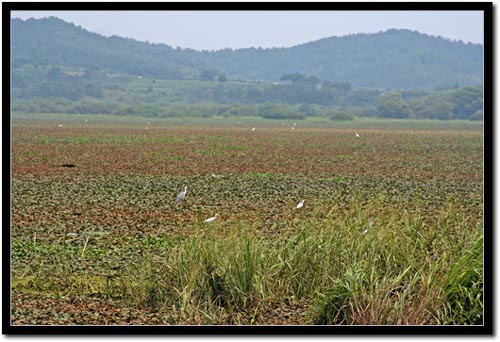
left=10, top=116, right=483, bottom=325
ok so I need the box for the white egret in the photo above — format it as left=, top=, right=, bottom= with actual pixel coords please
left=251, top=127, right=256, bottom=131
left=176, top=186, right=187, bottom=204
left=362, top=222, right=373, bottom=235
left=203, top=214, right=218, bottom=223
left=58, top=124, right=63, bottom=127
left=296, top=200, right=304, bottom=209
left=355, top=133, right=360, bottom=138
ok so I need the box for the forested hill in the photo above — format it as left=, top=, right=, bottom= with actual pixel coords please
left=11, top=17, right=208, bottom=79
left=12, top=17, right=483, bottom=89
left=206, top=29, right=483, bottom=89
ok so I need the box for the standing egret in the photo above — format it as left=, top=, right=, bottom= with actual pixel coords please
left=296, top=200, right=304, bottom=209
left=176, top=186, right=187, bottom=204
left=355, top=133, right=360, bottom=138
left=203, top=214, right=218, bottom=223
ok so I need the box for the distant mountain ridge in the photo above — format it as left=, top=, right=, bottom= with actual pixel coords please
left=11, top=17, right=483, bottom=89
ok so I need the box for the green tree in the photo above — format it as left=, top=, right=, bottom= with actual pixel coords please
left=449, top=86, right=483, bottom=119
left=46, top=66, right=63, bottom=81
left=376, top=93, right=412, bottom=118
left=469, top=109, right=483, bottom=121
left=416, top=95, right=454, bottom=120
left=279, top=72, right=306, bottom=84
left=199, top=70, right=219, bottom=81
left=299, top=103, right=318, bottom=116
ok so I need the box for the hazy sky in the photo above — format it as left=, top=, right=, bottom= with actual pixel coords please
left=12, top=10, right=484, bottom=50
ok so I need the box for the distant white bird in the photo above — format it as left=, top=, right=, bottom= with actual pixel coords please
left=251, top=127, right=256, bottom=131
left=203, top=214, right=218, bottom=223
left=58, top=124, right=63, bottom=127
left=176, top=186, right=187, bottom=204
left=84, top=119, right=88, bottom=122
left=147, top=122, right=150, bottom=125
left=293, top=122, right=297, bottom=126
left=355, top=133, right=360, bottom=138
left=362, top=222, right=373, bottom=235
left=296, top=200, right=304, bottom=209
left=291, top=127, right=295, bottom=130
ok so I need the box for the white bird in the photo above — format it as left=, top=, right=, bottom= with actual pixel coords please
left=176, top=186, right=187, bottom=204
left=296, top=200, right=304, bottom=209
left=291, top=127, right=295, bottom=130
left=355, top=133, right=360, bottom=138
left=251, top=127, right=256, bottom=131
left=203, top=214, right=218, bottom=223
left=362, top=222, right=373, bottom=235
left=293, top=122, right=297, bottom=126
left=58, top=124, right=63, bottom=127
left=84, top=119, right=88, bottom=122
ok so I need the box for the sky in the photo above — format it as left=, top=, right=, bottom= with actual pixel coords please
left=11, top=10, right=483, bottom=51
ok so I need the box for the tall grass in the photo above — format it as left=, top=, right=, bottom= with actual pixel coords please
left=111, top=197, right=482, bottom=324
left=15, top=196, right=482, bottom=325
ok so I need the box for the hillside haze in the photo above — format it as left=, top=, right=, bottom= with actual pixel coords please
left=12, top=17, right=483, bottom=89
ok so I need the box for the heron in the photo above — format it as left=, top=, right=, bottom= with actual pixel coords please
left=203, top=214, right=218, bottom=223
left=362, top=222, right=373, bottom=235
left=296, top=200, right=304, bottom=209
left=176, top=186, right=187, bottom=204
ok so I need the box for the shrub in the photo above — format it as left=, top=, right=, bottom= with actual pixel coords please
left=329, top=111, right=354, bottom=121
left=469, top=110, right=483, bottom=121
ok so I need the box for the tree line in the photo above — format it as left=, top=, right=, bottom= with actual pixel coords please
left=12, top=65, right=483, bottom=121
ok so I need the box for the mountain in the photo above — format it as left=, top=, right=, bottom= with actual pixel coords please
left=11, top=17, right=483, bottom=89
left=206, top=30, right=483, bottom=89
